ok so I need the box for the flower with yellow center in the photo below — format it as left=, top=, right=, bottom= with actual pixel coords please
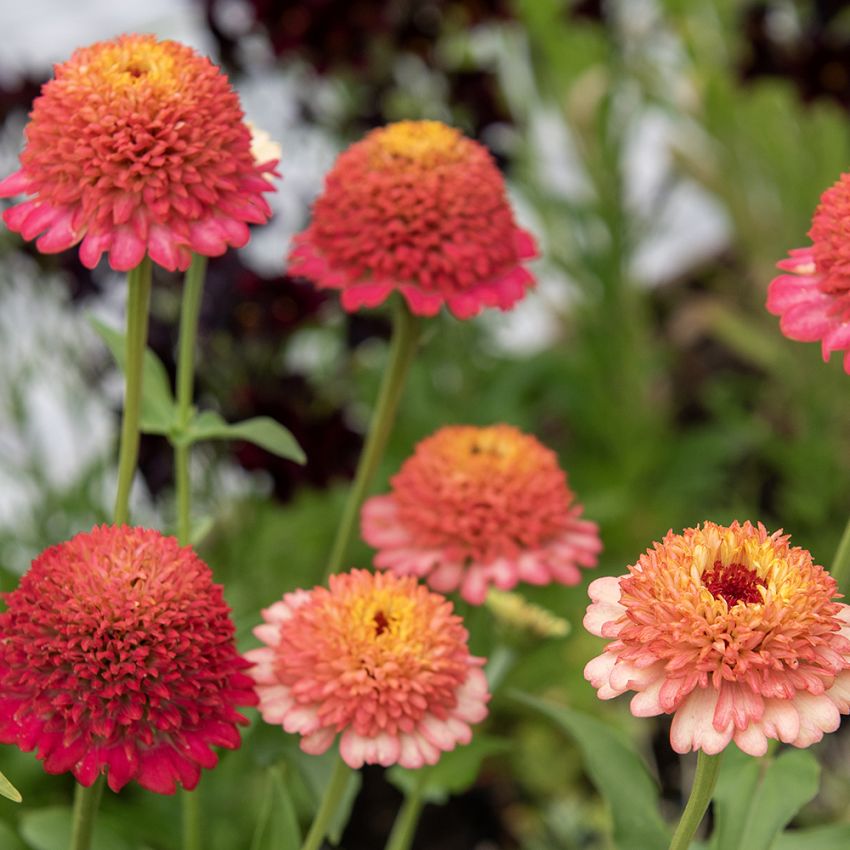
left=584, top=521, right=850, bottom=756
left=247, top=569, right=489, bottom=769
left=362, top=424, right=601, bottom=604
left=288, top=120, right=537, bottom=319
left=0, top=34, right=275, bottom=272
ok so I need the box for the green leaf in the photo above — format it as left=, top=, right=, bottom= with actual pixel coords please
left=511, top=691, right=670, bottom=850
left=774, top=825, right=850, bottom=850
left=89, top=317, right=176, bottom=434
left=710, top=745, right=820, bottom=850
left=295, top=751, right=360, bottom=844
left=387, top=736, right=510, bottom=805
left=0, top=820, right=26, bottom=850
left=185, top=411, right=306, bottom=464
left=249, top=764, right=301, bottom=850
left=20, top=807, right=131, bottom=850
left=0, top=769, right=22, bottom=803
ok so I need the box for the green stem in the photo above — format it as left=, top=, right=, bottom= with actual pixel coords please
left=113, top=258, right=152, bottom=525
left=323, top=297, right=421, bottom=580
left=173, top=254, right=208, bottom=850
left=668, top=751, right=723, bottom=850
left=384, top=770, right=429, bottom=850
left=300, top=756, right=351, bottom=850
left=69, top=777, right=105, bottom=850
left=830, top=514, right=850, bottom=592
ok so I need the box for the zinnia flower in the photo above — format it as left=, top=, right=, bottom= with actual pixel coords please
left=584, top=521, right=850, bottom=756
left=0, top=525, right=257, bottom=793
left=247, top=569, right=489, bottom=769
left=362, top=424, right=601, bottom=605
left=0, top=34, right=275, bottom=273
left=767, top=172, right=850, bottom=372
left=288, top=120, right=537, bottom=319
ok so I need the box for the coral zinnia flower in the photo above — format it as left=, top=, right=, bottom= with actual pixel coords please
left=0, top=525, right=257, bottom=793
left=247, top=569, right=489, bottom=769
left=584, top=521, right=850, bottom=756
left=767, top=173, right=850, bottom=372
left=0, top=34, right=275, bottom=273
left=362, top=425, right=601, bottom=605
left=288, top=120, right=537, bottom=319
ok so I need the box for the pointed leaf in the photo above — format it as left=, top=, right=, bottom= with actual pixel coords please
left=511, top=691, right=670, bottom=850
left=89, top=317, right=176, bottom=434
left=250, top=765, right=301, bottom=850
left=387, top=736, right=510, bottom=804
left=295, top=750, right=360, bottom=844
left=0, top=769, right=22, bottom=803
left=186, top=411, right=306, bottom=464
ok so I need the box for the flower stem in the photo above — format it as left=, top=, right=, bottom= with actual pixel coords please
left=300, top=756, right=352, bottom=850
left=69, top=777, right=105, bottom=850
left=668, top=751, right=723, bottom=850
left=829, top=514, right=850, bottom=592
left=384, top=769, right=429, bottom=850
left=173, top=254, right=208, bottom=850
left=323, top=297, right=421, bottom=580
left=113, top=258, right=152, bottom=526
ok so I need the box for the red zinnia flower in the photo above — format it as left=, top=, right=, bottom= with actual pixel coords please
left=362, top=425, right=601, bottom=604
left=584, top=521, right=850, bottom=756
left=248, top=569, right=489, bottom=769
left=767, top=172, right=850, bottom=371
left=0, top=525, right=257, bottom=793
left=289, top=120, right=537, bottom=319
left=0, top=34, right=275, bottom=273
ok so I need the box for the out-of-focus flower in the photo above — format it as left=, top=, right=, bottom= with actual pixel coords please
left=0, top=525, right=257, bottom=793
left=486, top=589, right=570, bottom=641
left=0, top=34, right=274, bottom=273
left=584, top=521, right=850, bottom=756
left=247, top=569, right=489, bottom=769
left=289, top=120, right=537, bottom=319
left=767, top=173, right=850, bottom=372
left=362, top=424, right=601, bottom=604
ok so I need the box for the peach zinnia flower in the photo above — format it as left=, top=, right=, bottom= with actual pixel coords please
left=0, top=34, right=275, bottom=272
left=248, top=569, right=489, bottom=769
left=767, top=172, right=850, bottom=372
left=584, top=521, right=850, bottom=756
left=0, top=525, right=257, bottom=793
left=289, top=120, right=537, bottom=319
left=362, top=425, right=601, bottom=605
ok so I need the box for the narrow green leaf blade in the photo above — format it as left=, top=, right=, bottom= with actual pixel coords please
left=250, top=765, right=301, bottom=850
left=187, top=411, right=306, bottom=464
left=89, top=317, right=176, bottom=434
left=511, top=691, right=670, bottom=850
left=0, top=769, right=22, bottom=803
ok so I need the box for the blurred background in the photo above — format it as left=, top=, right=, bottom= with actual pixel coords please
left=2, top=1, right=850, bottom=848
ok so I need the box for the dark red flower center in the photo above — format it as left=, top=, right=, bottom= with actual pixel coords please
left=702, top=561, right=764, bottom=606
left=373, top=610, right=389, bottom=636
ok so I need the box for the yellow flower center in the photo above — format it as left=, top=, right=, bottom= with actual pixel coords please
left=371, top=120, right=465, bottom=165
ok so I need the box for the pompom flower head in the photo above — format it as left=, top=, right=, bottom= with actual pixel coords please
left=289, top=120, right=537, bottom=319
left=767, top=172, right=850, bottom=372
left=362, top=424, right=601, bottom=605
left=0, top=34, right=275, bottom=272
left=248, top=569, right=489, bottom=769
left=584, top=521, right=850, bottom=756
left=0, top=525, right=257, bottom=793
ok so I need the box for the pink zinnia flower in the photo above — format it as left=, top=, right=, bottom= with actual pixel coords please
left=0, top=525, right=257, bottom=793
left=362, top=424, right=601, bottom=605
left=288, top=120, right=537, bottom=319
left=584, top=521, right=850, bottom=756
left=767, top=172, right=850, bottom=372
left=247, top=569, right=489, bottom=769
left=0, top=34, right=276, bottom=273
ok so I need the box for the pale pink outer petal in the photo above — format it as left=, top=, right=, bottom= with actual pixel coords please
left=300, top=727, right=336, bottom=756
left=584, top=651, right=621, bottom=699
left=361, top=496, right=416, bottom=548
left=583, top=575, right=626, bottom=637
left=789, top=692, right=841, bottom=747
left=827, top=670, right=850, bottom=712
left=670, top=688, right=733, bottom=755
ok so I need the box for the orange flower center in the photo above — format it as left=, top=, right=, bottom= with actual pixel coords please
left=702, top=561, right=764, bottom=607
left=370, top=120, right=466, bottom=167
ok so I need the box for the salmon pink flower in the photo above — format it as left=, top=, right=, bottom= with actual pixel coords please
left=0, top=34, right=275, bottom=273
left=247, top=569, right=489, bottom=769
left=767, top=172, right=850, bottom=371
left=584, top=521, right=850, bottom=756
left=0, top=525, right=257, bottom=794
left=362, top=425, right=601, bottom=605
left=289, top=120, right=537, bottom=319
